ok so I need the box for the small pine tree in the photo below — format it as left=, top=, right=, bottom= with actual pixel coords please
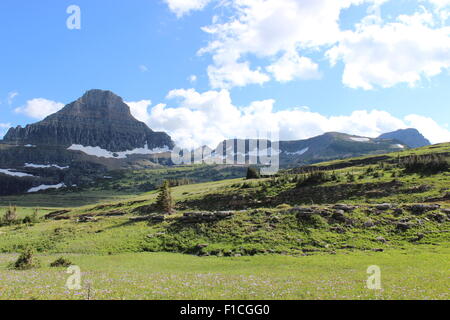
left=3, top=205, right=17, bottom=225
left=246, top=167, right=260, bottom=180
left=155, top=180, right=174, bottom=215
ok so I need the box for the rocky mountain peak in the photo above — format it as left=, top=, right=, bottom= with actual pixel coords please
left=378, top=128, right=431, bottom=148
left=3, top=89, right=174, bottom=152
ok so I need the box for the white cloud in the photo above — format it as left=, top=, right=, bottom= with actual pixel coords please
left=129, top=88, right=450, bottom=148
left=139, top=65, right=149, bottom=72
left=404, top=114, right=450, bottom=144
left=165, top=0, right=212, bottom=18
left=266, top=51, right=321, bottom=82
left=15, top=98, right=64, bottom=120
left=7, top=91, right=18, bottom=105
left=189, top=75, right=198, bottom=83
left=327, top=10, right=450, bottom=89
left=198, top=0, right=382, bottom=88
left=163, top=0, right=450, bottom=90
left=127, top=100, right=152, bottom=123
left=207, top=59, right=270, bottom=88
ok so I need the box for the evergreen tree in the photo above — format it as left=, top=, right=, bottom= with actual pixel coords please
left=155, top=180, right=174, bottom=214
left=3, top=205, right=17, bottom=225
left=246, top=167, right=260, bottom=180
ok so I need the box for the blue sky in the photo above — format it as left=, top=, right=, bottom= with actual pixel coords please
left=1, top=0, right=450, bottom=148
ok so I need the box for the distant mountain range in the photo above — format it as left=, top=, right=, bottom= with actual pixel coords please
left=204, top=131, right=413, bottom=168
left=0, top=89, right=433, bottom=195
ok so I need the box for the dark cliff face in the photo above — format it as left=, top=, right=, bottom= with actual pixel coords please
left=3, top=90, right=174, bottom=152
left=378, top=128, right=431, bottom=148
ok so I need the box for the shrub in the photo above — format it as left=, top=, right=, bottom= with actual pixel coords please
left=246, top=167, right=260, bottom=180
left=12, top=248, right=40, bottom=270
left=22, top=209, right=40, bottom=224
left=401, top=154, right=449, bottom=175
left=346, top=173, right=356, bottom=182
left=50, top=257, right=73, bottom=268
left=296, top=171, right=331, bottom=188
left=365, top=167, right=374, bottom=174
left=240, top=182, right=254, bottom=189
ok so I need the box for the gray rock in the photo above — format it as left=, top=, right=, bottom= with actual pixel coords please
left=363, top=220, right=375, bottom=228
left=332, top=210, right=346, bottom=222
left=409, top=204, right=440, bottom=214
left=181, top=211, right=234, bottom=223
left=396, top=222, right=412, bottom=231
left=376, top=236, right=387, bottom=243
left=333, top=204, right=356, bottom=212
left=77, top=215, right=96, bottom=223
left=331, top=226, right=346, bottom=234
left=376, top=203, right=392, bottom=211
left=428, top=213, right=447, bottom=223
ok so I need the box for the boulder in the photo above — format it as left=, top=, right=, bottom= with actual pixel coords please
left=409, top=204, right=440, bottom=214
left=331, top=226, right=346, bottom=234
left=332, top=204, right=356, bottom=212
left=396, top=222, right=412, bottom=232
left=77, top=215, right=96, bottom=223
left=45, top=210, right=71, bottom=219
left=375, top=203, right=392, bottom=211
left=332, top=210, right=346, bottom=222
left=180, top=211, right=234, bottom=223
left=363, top=220, right=375, bottom=228
left=428, top=213, right=447, bottom=223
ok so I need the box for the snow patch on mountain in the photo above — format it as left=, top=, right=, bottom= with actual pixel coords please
left=0, top=169, right=35, bottom=177
left=285, top=147, right=309, bottom=156
left=350, top=137, right=370, bottom=142
left=27, top=183, right=66, bottom=193
left=25, top=163, right=69, bottom=170
left=68, top=143, right=171, bottom=159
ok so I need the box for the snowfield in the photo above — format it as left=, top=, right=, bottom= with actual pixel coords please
left=285, top=147, right=309, bottom=156
left=25, top=163, right=69, bottom=170
left=0, top=169, right=35, bottom=177
left=350, top=137, right=370, bottom=142
left=27, top=183, right=66, bottom=193
left=68, top=143, right=171, bottom=159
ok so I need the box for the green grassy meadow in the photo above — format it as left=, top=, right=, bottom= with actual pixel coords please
left=0, top=247, right=448, bottom=300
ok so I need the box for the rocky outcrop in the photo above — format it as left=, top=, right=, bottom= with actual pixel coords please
left=180, top=211, right=234, bottom=223
left=3, top=90, right=174, bottom=152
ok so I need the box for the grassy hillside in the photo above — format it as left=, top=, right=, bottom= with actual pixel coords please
left=0, top=143, right=448, bottom=256
left=0, top=143, right=448, bottom=300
